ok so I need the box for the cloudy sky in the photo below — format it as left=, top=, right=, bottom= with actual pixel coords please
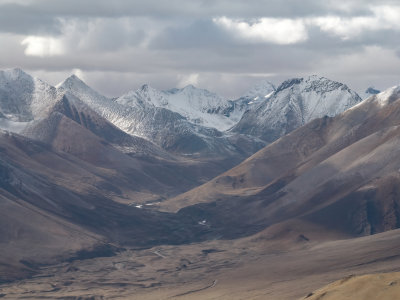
left=1, top=0, right=400, bottom=98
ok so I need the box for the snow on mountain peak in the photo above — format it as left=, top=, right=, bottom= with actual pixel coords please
left=0, top=68, right=58, bottom=128
left=57, top=74, right=88, bottom=91
left=165, top=84, right=222, bottom=100
left=231, top=75, right=363, bottom=142
left=181, top=84, right=196, bottom=90
left=57, top=74, right=112, bottom=108
left=275, top=75, right=348, bottom=95
left=375, top=85, right=400, bottom=106
left=272, top=75, right=362, bottom=122
left=1, top=68, right=29, bottom=81
left=116, top=84, right=167, bottom=109
left=117, top=84, right=241, bottom=131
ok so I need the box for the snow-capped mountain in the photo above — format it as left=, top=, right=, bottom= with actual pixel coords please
left=0, top=69, right=361, bottom=160
left=231, top=75, right=362, bottom=142
left=117, top=81, right=276, bottom=131
left=0, top=70, right=262, bottom=204
left=57, top=75, right=265, bottom=157
left=0, top=70, right=179, bottom=160
left=116, top=84, right=244, bottom=131
left=0, top=68, right=59, bottom=132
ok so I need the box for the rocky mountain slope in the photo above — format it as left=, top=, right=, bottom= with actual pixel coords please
left=231, top=75, right=362, bottom=143
left=58, top=74, right=265, bottom=157
left=1, top=69, right=360, bottom=161
left=0, top=130, right=217, bottom=282
left=117, top=80, right=276, bottom=131
left=165, top=85, right=400, bottom=240
left=2, top=68, right=393, bottom=299
left=0, top=69, right=264, bottom=191
left=303, top=272, right=400, bottom=300
left=118, top=84, right=241, bottom=131
left=0, top=68, right=59, bottom=132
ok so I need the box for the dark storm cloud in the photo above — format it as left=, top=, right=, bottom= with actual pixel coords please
left=72, top=18, right=147, bottom=53
left=298, top=26, right=400, bottom=56
left=0, top=0, right=399, bottom=98
left=149, top=19, right=231, bottom=49
left=1, top=0, right=395, bottom=28
left=0, top=0, right=357, bottom=20
left=0, top=3, right=62, bottom=35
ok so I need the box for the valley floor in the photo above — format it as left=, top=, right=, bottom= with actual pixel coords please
left=1, top=229, right=400, bottom=299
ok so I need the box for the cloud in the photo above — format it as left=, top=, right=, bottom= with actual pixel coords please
left=0, top=0, right=334, bottom=21
left=1, top=0, right=400, bottom=98
left=149, top=20, right=230, bottom=49
left=20, top=17, right=150, bottom=58
left=0, top=3, right=62, bottom=35
left=21, top=36, right=64, bottom=57
left=310, top=5, right=400, bottom=39
left=321, top=46, right=400, bottom=94
left=213, top=17, right=308, bottom=45
left=177, top=73, right=199, bottom=87
left=72, top=68, right=85, bottom=81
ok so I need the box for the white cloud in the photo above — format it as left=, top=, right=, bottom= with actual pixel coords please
left=177, top=73, right=199, bottom=87
left=21, top=36, right=64, bottom=57
left=72, top=68, right=85, bottom=81
left=213, top=16, right=308, bottom=45
left=310, top=5, right=400, bottom=39
left=6, top=1, right=400, bottom=99
left=214, top=5, right=400, bottom=43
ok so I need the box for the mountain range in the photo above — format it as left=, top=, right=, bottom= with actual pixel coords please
left=231, top=75, right=362, bottom=142
left=165, top=84, right=400, bottom=239
left=0, top=68, right=398, bottom=299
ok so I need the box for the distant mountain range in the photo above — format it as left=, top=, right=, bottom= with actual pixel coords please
left=1, top=69, right=363, bottom=153
left=4, top=67, right=393, bottom=289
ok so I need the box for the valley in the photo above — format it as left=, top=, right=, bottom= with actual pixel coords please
left=1, top=228, right=400, bottom=299
left=0, top=68, right=399, bottom=299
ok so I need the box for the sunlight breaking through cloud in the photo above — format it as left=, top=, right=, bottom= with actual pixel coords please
left=213, top=17, right=308, bottom=45
left=21, top=36, right=64, bottom=57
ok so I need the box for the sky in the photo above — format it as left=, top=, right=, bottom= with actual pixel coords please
left=1, top=0, right=400, bottom=98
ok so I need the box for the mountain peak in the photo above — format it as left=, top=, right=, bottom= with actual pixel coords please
left=166, top=84, right=223, bottom=101
left=56, top=74, right=111, bottom=109
left=59, top=74, right=87, bottom=88
left=0, top=68, right=32, bottom=81
left=139, top=83, right=160, bottom=94
left=68, top=74, right=81, bottom=80
left=182, top=84, right=197, bottom=90
left=305, top=74, right=325, bottom=81
left=275, top=75, right=352, bottom=95
left=178, top=84, right=210, bottom=95
left=7, top=67, right=26, bottom=75
left=232, top=75, right=362, bottom=142
left=374, top=85, right=400, bottom=106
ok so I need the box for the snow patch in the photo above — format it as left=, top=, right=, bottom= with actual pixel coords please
left=375, top=85, right=400, bottom=107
